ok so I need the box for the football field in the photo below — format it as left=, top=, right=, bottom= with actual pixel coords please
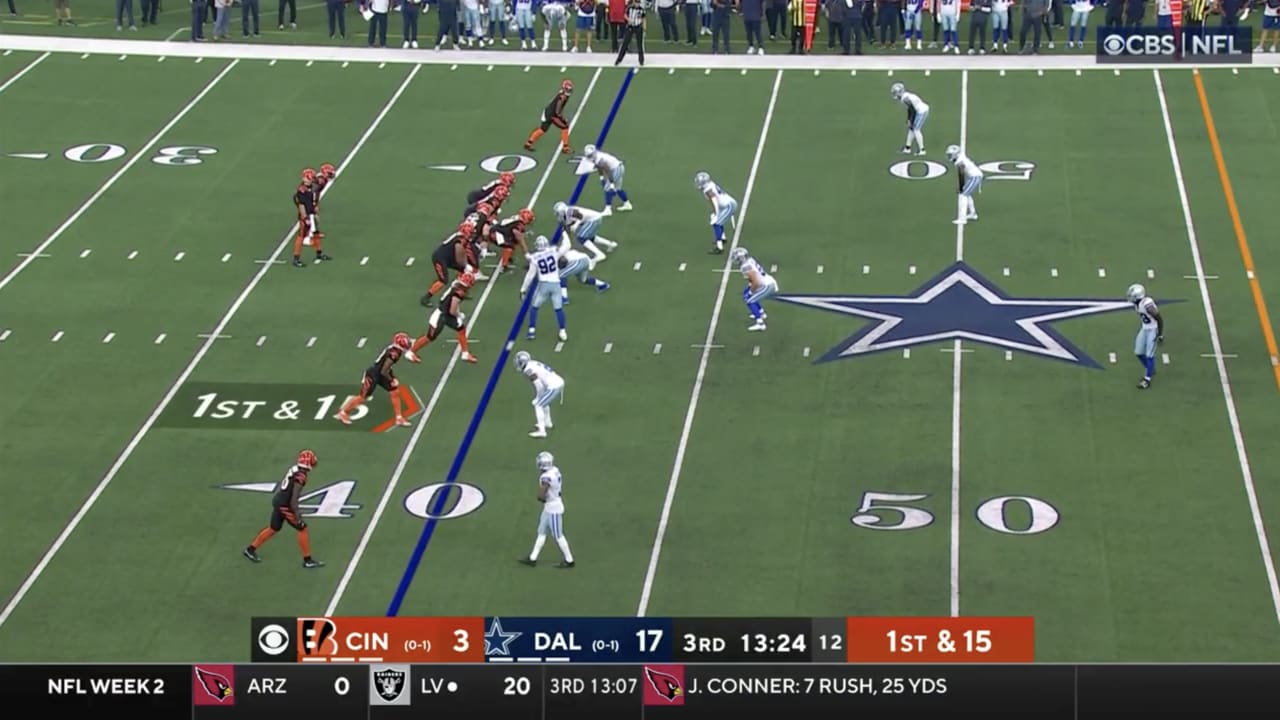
left=1, top=35, right=1280, bottom=663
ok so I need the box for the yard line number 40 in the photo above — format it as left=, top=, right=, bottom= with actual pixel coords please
left=852, top=492, right=1060, bottom=535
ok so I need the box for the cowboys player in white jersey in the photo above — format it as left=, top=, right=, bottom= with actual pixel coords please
left=1126, top=283, right=1165, bottom=390
left=553, top=201, right=617, bottom=263
left=731, top=247, right=778, bottom=332
left=891, top=82, right=930, bottom=156
left=513, top=350, right=565, bottom=437
left=557, top=244, right=610, bottom=304
left=583, top=144, right=633, bottom=216
left=541, top=0, right=570, bottom=51
left=519, top=451, right=575, bottom=568
left=694, top=171, right=737, bottom=255
left=520, top=235, right=569, bottom=342
left=945, top=144, right=982, bottom=225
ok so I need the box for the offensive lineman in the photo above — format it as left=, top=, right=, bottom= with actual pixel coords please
left=553, top=201, right=617, bottom=263
left=694, top=171, right=737, bottom=255
left=1126, top=283, right=1165, bottom=390
left=518, top=451, right=575, bottom=568
left=583, top=144, right=633, bottom=216
left=890, top=82, right=930, bottom=156
left=945, top=144, right=982, bottom=225
left=731, top=247, right=779, bottom=332
left=521, top=235, right=569, bottom=342
left=513, top=350, right=565, bottom=437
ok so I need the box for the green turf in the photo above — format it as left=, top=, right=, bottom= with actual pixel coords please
left=1, top=47, right=1279, bottom=663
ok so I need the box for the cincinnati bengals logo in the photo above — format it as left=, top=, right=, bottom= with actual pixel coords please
left=194, top=667, right=234, bottom=703
left=644, top=667, right=683, bottom=702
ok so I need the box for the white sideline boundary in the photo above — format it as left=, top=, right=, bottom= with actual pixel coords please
left=2, top=34, right=1278, bottom=71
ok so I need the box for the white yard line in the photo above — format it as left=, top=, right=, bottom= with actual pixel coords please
left=0, top=51, right=49, bottom=94
left=0, top=59, right=240, bottom=293
left=950, top=69, right=970, bottom=619
left=0, top=63, right=424, bottom=631
left=1153, top=69, right=1280, bottom=624
left=636, top=69, right=783, bottom=617
left=322, top=67, right=605, bottom=616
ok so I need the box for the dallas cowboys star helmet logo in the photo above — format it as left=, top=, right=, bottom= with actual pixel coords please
left=484, top=617, right=522, bottom=657
left=777, top=262, right=1153, bottom=368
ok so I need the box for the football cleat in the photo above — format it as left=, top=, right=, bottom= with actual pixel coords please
left=461, top=352, right=478, bottom=364
left=555, top=561, right=575, bottom=569
left=518, top=558, right=537, bottom=567
left=243, top=547, right=262, bottom=563
left=302, top=558, right=325, bottom=568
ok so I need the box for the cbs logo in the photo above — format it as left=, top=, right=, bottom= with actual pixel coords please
left=257, top=624, right=291, bottom=657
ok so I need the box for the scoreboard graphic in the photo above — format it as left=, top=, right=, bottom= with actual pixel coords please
left=7, top=617, right=1278, bottom=719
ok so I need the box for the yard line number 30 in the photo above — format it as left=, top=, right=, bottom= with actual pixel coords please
left=852, top=492, right=1060, bottom=535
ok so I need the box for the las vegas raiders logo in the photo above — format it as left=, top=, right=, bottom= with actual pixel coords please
left=370, top=666, right=410, bottom=706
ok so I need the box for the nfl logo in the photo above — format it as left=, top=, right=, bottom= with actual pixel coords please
left=369, top=665, right=410, bottom=706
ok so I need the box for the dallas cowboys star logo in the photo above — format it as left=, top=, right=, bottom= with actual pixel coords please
left=777, top=262, right=1146, bottom=368
left=484, top=617, right=522, bottom=657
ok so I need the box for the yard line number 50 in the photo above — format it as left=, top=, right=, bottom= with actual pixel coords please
left=851, top=491, right=1060, bottom=535
left=888, top=160, right=1036, bottom=182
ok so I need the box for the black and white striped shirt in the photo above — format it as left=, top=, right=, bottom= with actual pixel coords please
left=624, top=0, right=646, bottom=26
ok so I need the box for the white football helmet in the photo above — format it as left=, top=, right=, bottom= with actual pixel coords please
left=693, top=171, right=710, bottom=188
left=1126, top=283, right=1146, bottom=303
left=514, top=350, right=531, bottom=371
left=583, top=144, right=598, bottom=159
left=890, top=82, right=905, bottom=100
left=730, top=247, right=749, bottom=266
left=534, top=235, right=550, bottom=252
left=553, top=201, right=568, bottom=217
left=945, top=145, right=961, bottom=162
left=536, top=451, right=555, bottom=470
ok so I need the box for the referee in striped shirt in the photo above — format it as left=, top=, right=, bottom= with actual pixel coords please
left=615, top=0, right=647, bottom=66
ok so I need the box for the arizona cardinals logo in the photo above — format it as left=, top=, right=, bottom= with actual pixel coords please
left=194, top=667, right=234, bottom=703
left=645, top=667, right=683, bottom=702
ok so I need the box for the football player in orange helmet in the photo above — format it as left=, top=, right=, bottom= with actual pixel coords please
left=412, top=272, right=478, bottom=364
left=244, top=449, right=324, bottom=568
left=335, top=332, right=415, bottom=427
left=293, top=168, right=331, bottom=268
left=524, top=79, right=575, bottom=155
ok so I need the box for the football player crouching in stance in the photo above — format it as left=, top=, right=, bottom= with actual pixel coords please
left=513, top=350, right=565, bottom=438
left=336, top=332, right=416, bottom=427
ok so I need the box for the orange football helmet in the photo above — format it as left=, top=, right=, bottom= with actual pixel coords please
left=320, top=163, right=336, bottom=178
left=518, top=208, right=534, bottom=224
left=393, top=332, right=411, bottom=350
left=297, top=450, right=318, bottom=469
left=458, top=272, right=476, bottom=288
left=561, top=79, right=573, bottom=93
left=499, top=172, right=515, bottom=186
left=301, top=168, right=317, bottom=182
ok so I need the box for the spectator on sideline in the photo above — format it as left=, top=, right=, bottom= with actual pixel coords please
left=572, top=0, right=596, bottom=50
left=214, top=0, right=231, bottom=38
left=766, top=0, right=787, bottom=38
left=243, top=0, right=261, bottom=36
left=1125, top=0, right=1144, bottom=26
left=278, top=0, right=297, bottom=29
left=328, top=0, right=347, bottom=37
left=859, top=0, right=873, bottom=45
left=435, top=0, right=462, bottom=47
left=824, top=0, right=845, bottom=49
left=368, top=0, right=391, bottom=45
left=139, top=0, right=151, bottom=25
left=992, top=0, right=1011, bottom=49
left=787, top=0, right=806, bottom=51
left=116, top=0, right=136, bottom=30
left=1156, top=0, right=1173, bottom=27
left=657, top=0, right=679, bottom=40
left=143, top=0, right=157, bottom=24
left=1262, top=0, right=1280, bottom=51
left=6, top=0, right=14, bottom=16
left=516, top=0, right=537, bottom=46
left=683, top=0, right=702, bottom=44
left=710, top=0, right=733, bottom=51
left=1216, top=0, right=1242, bottom=29
left=1051, top=0, right=1064, bottom=28
left=1019, top=0, right=1050, bottom=52
left=742, top=0, right=764, bottom=52
left=1105, top=0, right=1123, bottom=26
left=596, top=0, right=611, bottom=40
left=969, top=0, right=992, bottom=52
left=402, top=0, right=422, bottom=47
left=614, top=0, right=647, bottom=64
left=878, top=0, right=901, bottom=46
left=191, top=0, right=207, bottom=38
